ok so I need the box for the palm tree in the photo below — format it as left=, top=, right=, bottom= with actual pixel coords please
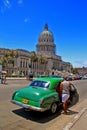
left=12, top=50, right=19, bottom=66
left=39, top=55, right=45, bottom=64
left=4, top=50, right=9, bottom=58
left=3, top=50, right=14, bottom=65
left=0, top=49, right=19, bottom=74
left=30, top=51, right=38, bottom=75
left=10, top=49, right=19, bottom=74
left=8, top=50, right=14, bottom=65
left=0, top=58, right=7, bottom=70
left=14, top=50, right=19, bottom=58
left=39, top=55, right=48, bottom=75
left=1, top=50, right=10, bottom=70
left=30, top=51, right=38, bottom=62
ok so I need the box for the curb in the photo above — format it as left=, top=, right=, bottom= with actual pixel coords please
left=6, top=77, right=26, bottom=80
left=63, top=107, right=87, bottom=130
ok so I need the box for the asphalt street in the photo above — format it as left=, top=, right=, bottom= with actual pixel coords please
left=0, top=79, right=87, bottom=130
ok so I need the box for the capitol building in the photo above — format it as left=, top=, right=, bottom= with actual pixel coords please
left=0, top=24, right=72, bottom=76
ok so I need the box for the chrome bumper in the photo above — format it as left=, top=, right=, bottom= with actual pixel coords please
left=11, top=100, right=47, bottom=112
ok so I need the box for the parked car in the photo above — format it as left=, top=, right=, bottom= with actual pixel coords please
left=49, top=75, right=63, bottom=78
left=66, top=75, right=73, bottom=81
left=82, top=75, right=87, bottom=79
left=11, top=77, right=79, bottom=114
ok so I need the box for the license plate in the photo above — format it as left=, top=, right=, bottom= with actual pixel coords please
left=22, top=99, right=28, bottom=104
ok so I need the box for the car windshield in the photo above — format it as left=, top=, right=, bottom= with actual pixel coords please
left=29, top=80, right=50, bottom=88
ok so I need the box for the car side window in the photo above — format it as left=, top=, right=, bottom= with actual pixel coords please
left=30, top=81, right=39, bottom=86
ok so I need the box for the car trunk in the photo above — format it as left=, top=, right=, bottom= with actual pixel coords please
left=16, top=86, right=52, bottom=101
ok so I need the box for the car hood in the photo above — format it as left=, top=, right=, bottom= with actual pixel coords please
left=16, top=86, right=52, bottom=101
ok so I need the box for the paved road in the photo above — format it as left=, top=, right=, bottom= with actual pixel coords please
left=0, top=79, right=87, bottom=130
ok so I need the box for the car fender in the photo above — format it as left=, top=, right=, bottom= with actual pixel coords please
left=40, top=91, right=60, bottom=109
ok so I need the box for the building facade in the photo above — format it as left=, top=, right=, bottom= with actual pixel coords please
left=0, top=24, right=72, bottom=76
left=35, top=24, right=72, bottom=75
left=0, top=48, right=31, bottom=76
left=76, top=67, right=87, bottom=75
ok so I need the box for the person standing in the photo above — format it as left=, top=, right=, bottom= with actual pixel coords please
left=60, top=76, right=71, bottom=114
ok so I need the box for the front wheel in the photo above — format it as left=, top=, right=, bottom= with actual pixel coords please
left=50, top=102, right=58, bottom=114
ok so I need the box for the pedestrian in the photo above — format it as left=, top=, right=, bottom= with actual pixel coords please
left=60, top=76, right=72, bottom=114
left=3, top=74, right=6, bottom=84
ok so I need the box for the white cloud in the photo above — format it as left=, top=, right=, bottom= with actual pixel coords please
left=17, top=0, right=23, bottom=4
left=83, top=61, right=87, bottom=66
left=0, top=0, right=23, bottom=13
left=3, top=0, right=11, bottom=8
left=24, top=18, right=30, bottom=23
left=0, top=0, right=11, bottom=13
left=74, top=60, right=87, bottom=67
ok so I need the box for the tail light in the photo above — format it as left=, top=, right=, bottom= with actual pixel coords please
left=12, top=93, right=16, bottom=99
left=40, top=100, right=43, bottom=105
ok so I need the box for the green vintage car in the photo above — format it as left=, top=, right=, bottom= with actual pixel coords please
left=11, top=77, right=79, bottom=114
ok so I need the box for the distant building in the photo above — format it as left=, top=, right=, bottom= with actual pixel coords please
left=0, top=24, right=72, bottom=76
left=76, top=67, right=87, bottom=75
left=0, top=64, right=2, bottom=72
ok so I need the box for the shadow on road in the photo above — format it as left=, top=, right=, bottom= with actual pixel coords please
left=12, top=106, right=78, bottom=123
left=66, top=109, right=78, bottom=115
left=12, top=108, right=62, bottom=123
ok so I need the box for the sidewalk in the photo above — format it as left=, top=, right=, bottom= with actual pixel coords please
left=63, top=106, right=87, bottom=130
left=70, top=109, right=87, bottom=130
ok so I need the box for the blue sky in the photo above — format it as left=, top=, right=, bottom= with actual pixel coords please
left=0, top=0, right=87, bottom=68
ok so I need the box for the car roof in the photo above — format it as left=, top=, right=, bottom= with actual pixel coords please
left=35, top=77, right=63, bottom=82
left=34, top=77, right=63, bottom=90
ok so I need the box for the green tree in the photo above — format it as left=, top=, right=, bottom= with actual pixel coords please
left=30, top=51, right=38, bottom=62
left=0, top=50, right=10, bottom=69
left=0, top=49, right=19, bottom=72
left=39, top=55, right=45, bottom=64
left=39, top=55, right=48, bottom=75
left=71, top=67, right=79, bottom=74
left=30, top=51, right=38, bottom=74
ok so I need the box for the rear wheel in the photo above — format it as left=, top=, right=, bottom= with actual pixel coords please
left=50, top=102, right=58, bottom=114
